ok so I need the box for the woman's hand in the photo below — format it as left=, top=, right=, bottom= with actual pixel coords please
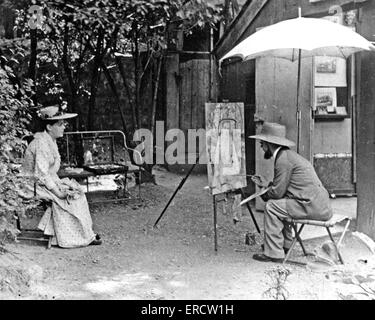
left=61, top=178, right=83, bottom=194
left=250, top=175, right=267, bottom=188
left=50, top=186, right=70, bottom=199
left=59, top=189, right=69, bottom=200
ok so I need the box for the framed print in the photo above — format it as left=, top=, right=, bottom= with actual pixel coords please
left=314, top=87, right=337, bottom=114
left=314, top=56, right=347, bottom=87
left=316, top=58, right=337, bottom=73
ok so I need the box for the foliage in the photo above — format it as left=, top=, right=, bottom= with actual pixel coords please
left=11, top=0, right=223, bottom=130
left=9, top=0, right=225, bottom=177
left=0, top=62, right=38, bottom=244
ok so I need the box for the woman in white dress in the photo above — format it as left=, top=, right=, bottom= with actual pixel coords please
left=22, top=105, right=102, bottom=248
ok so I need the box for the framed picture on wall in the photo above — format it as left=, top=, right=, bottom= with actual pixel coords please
left=316, top=58, right=337, bottom=73
left=314, top=56, right=347, bottom=87
left=314, top=87, right=337, bottom=114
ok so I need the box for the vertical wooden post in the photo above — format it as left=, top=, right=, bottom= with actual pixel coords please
left=165, top=53, right=180, bottom=132
left=357, top=4, right=375, bottom=239
left=213, top=195, right=218, bottom=252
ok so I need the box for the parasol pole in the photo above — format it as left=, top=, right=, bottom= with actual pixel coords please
left=296, top=7, right=302, bottom=154
left=296, top=48, right=302, bottom=154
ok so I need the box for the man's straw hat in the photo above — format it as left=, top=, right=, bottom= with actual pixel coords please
left=249, top=122, right=295, bottom=147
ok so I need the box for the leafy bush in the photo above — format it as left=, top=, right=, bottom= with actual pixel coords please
left=0, top=65, right=38, bottom=244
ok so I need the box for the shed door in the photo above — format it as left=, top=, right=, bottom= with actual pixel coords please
left=179, top=59, right=210, bottom=131
left=179, top=59, right=211, bottom=161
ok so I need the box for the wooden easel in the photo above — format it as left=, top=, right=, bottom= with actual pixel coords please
left=212, top=188, right=261, bottom=252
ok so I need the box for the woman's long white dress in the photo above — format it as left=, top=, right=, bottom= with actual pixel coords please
left=22, top=131, right=96, bottom=248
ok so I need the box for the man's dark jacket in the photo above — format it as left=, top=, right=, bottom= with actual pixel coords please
left=261, top=148, right=332, bottom=220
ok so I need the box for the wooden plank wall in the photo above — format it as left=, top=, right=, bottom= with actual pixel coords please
left=165, top=53, right=180, bottom=132
left=179, top=61, right=192, bottom=133
left=178, top=59, right=211, bottom=163
left=356, top=2, right=375, bottom=239
left=179, top=59, right=211, bottom=131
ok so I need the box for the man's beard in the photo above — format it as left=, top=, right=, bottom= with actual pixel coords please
left=264, top=149, right=273, bottom=159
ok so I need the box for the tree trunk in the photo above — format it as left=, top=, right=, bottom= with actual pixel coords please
left=111, top=26, right=137, bottom=132
left=87, top=28, right=104, bottom=130
left=60, top=25, right=83, bottom=165
left=100, top=63, right=144, bottom=165
left=115, top=56, right=137, bottom=131
left=150, top=55, right=163, bottom=137
left=60, top=25, right=79, bottom=130
left=28, top=29, right=37, bottom=81
left=133, top=32, right=141, bottom=130
left=100, top=63, right=129, bottom=138
left=28, top=28, right=38, bottom=108
left=3, top=6, right=15, bottom=39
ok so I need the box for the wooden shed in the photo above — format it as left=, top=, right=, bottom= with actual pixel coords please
left=214, top=0, right=375, bottom=238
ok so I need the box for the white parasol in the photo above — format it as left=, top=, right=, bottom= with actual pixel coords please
left=220, top=9, right=375, bottom=152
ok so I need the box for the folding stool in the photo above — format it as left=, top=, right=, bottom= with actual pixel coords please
left=15, top=202, right=53, bottom=249
left=283, top=214, right=352, bottom=265
left=16, top=182, right=52, bottom=249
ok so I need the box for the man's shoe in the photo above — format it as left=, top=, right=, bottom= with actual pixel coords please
left=90, top=238, right=102, bottom=246
left=253, top=253, right=283, bottom=263
left=261, top=244, right=289, bottom=254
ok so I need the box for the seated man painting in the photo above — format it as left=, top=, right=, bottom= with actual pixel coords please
left=249, top=122, right=332, bottom=263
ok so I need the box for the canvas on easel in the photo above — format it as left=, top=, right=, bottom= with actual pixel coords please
left=205, top=102, right=260, bottom=251
left=205, top=102, right=247, bottom=195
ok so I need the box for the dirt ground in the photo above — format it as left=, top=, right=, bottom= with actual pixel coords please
left=1, top=165, right=375, bottom=300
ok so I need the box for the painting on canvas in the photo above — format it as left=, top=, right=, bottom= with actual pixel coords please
left=205, top=102, right=246, bottom=195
